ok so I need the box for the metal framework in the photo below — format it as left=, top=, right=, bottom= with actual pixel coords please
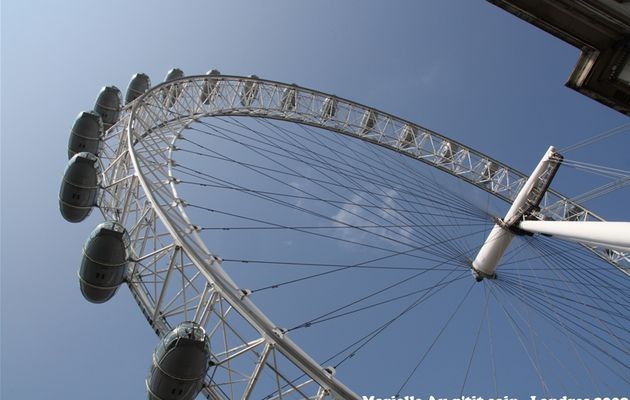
left=94, top=75, right=630, bottom=400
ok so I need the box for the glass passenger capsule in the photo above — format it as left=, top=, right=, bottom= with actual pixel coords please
left=146, top=321, right=212, bottom=400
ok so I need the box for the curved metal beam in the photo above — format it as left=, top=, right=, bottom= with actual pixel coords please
left=133, top=75, right=629, bottom=276
left=98, top=74, right=629, bottom=400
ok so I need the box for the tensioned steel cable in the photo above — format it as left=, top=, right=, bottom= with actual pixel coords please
left=494, top=279, right=629, bottom=383
left=159, top=108, right=630, bottom=394
left=559, top=122, right=630, bottom=153
left=128, top=92, right=630, bottom=398
left=188, top=117, right=489, bottom=256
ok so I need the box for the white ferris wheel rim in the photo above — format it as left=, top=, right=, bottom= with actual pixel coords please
left=97, top=74, right=629, bottom=399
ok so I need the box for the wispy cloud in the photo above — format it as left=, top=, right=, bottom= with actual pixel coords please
left=331, top=189, right=415, bottom=250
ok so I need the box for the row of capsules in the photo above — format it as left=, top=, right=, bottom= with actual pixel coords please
left=58, top=69, right=220, bottom=400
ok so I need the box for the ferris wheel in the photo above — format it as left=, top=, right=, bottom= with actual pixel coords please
left=59, top=69, right=630, bottom=399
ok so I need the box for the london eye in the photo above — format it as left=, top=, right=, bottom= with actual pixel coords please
left=58, top=70, right=630, bottom=399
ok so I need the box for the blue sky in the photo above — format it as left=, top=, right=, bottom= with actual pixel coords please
left=1, top=1, right=629, bottom=399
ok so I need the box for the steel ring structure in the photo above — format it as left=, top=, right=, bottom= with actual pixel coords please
left=95, top=74, right=629, bottom=399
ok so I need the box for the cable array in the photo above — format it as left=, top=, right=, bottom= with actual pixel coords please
left=162, top=115, right=630, bottom=396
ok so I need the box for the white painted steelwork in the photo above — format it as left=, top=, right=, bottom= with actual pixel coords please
left=471, top=146, right=561, bottom=279
left=93, top=74, right=630, bottom=399
left=519, top=220, right=630, bottom=253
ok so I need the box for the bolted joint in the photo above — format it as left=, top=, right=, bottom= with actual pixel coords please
left=171, top=198, right=187, bottom=207
left=496, top=217, right=533, bottom=236
left=187, top=224, right=201, bottom=233
left=272, top=327, right=288, bottom=339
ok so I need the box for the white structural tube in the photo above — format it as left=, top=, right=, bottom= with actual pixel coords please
left=470, top=224, right=514, bottom=280
left=471, top=146, right=558, bottom=280
left=519, top=220, right=630, bottom=253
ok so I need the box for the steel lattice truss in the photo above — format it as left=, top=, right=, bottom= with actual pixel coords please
left=94, top=75, right=630, bottom=400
